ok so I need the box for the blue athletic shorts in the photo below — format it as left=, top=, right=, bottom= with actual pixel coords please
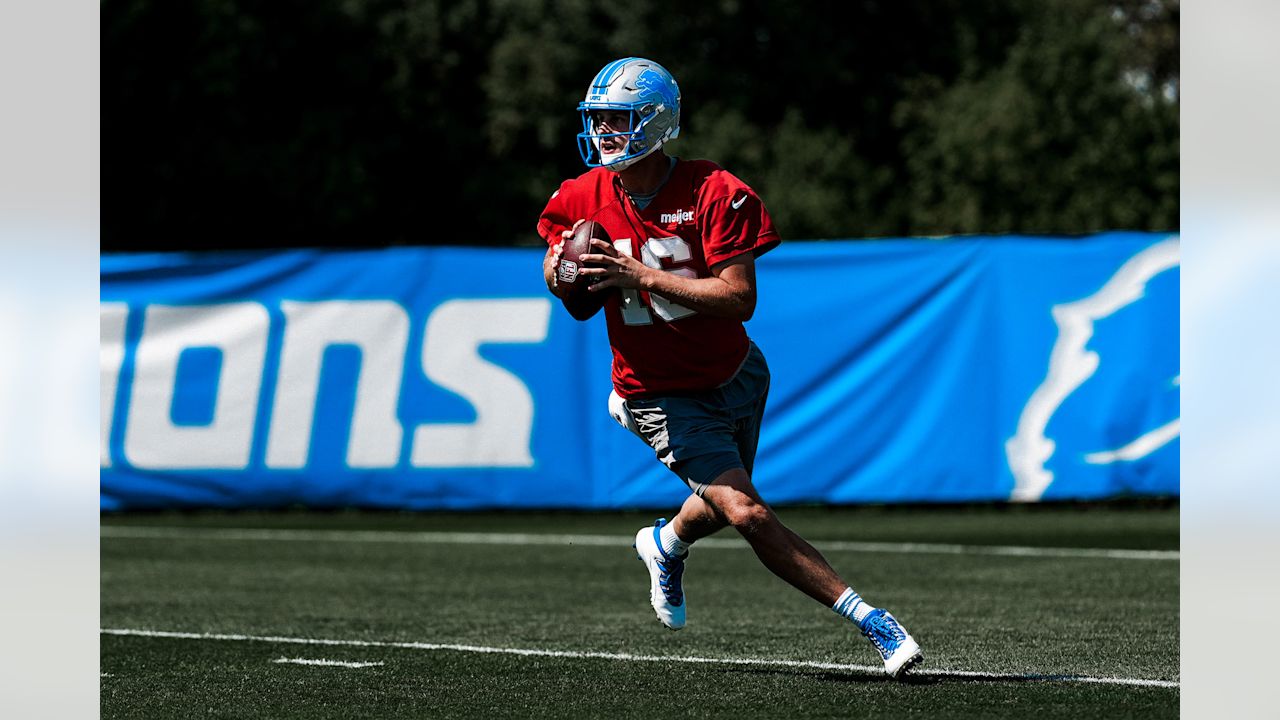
left=608, top=341, right=770, bottom=496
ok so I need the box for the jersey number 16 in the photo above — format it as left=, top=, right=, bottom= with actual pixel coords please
left=613, top=237, right=696, bottom=326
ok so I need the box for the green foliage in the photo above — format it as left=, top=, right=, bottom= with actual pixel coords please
left=103, top=0, right=1178, bottom=249
left=681, top=107, right=884, bottom=241
left=895, top=0, right=1179, bottom=235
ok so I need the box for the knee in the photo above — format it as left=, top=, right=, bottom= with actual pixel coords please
left=722, top=495, right=772, bottom=536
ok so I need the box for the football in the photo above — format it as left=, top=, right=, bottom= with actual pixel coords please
left=555, top=220, right=612, bottom=320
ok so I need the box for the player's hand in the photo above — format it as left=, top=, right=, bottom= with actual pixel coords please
left=579, top=238, right=653, bottom=291
left=543, top=220, right=585, bottom=293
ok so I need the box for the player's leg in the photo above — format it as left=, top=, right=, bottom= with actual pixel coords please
left=699, top=469, right=923, bottom=678
left=614, top=345, right=763, bottom=631
left=697, top=468, right=846, bottom=604
left=626, top=481, right=729, bottom=632
left=704, top=344, right=921, bottom=676
left=611, top=390, right=701, bottom=630
left=664, top=339, right=768, bottom=549
left=670, top=491, right=727, bottom=542
left=629, top=482, right=732, bottom=632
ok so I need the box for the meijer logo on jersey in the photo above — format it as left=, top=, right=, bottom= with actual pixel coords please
left=660, top=209, right=693, bottom=224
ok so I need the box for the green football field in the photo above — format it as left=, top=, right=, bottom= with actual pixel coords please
left=100, top=504, right=1179, bottom=719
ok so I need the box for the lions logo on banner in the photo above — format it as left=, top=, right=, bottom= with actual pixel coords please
left=1007, top=238, right=1179, bottom=501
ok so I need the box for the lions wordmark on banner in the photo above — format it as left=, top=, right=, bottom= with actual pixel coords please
left=102, top=298, right=550, bottom=471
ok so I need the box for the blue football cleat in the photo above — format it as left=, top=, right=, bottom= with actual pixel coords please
left=858, top=608, right=923, bottom=678
left=633, top=518, right=687, bottom=630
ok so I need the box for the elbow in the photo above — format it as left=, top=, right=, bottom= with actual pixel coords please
left=741, top=287, right=758, bottom=321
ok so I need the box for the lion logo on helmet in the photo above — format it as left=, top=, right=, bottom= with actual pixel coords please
left=635, top=68, right=678, bottom=114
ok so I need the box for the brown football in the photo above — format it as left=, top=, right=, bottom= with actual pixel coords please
left=555, top=220, right=612, bottom=320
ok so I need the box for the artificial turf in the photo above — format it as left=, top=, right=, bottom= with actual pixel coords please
left=101, top=504, right=1178, bottom=719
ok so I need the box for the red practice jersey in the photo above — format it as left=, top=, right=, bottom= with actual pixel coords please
left=538, top=158, right=780, bottom=398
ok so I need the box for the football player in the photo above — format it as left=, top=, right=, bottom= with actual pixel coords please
left=537, top=57, right=923, bottom=679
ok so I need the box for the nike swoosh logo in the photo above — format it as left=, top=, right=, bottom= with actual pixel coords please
left=731, top=194, right=747, bottom=210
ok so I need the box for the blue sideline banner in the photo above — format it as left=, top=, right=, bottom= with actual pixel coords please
left=100, top=233, right=1179, bottom=510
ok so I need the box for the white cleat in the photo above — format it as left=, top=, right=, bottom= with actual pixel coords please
left=859, top=608, right=923, bottom=679
left=632, top=518, right=687, bottom=630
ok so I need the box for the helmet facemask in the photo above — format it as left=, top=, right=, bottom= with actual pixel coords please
left=579, top=105, right=660, bottom=171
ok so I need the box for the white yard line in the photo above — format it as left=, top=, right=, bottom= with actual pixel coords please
left=101, top=628, right=1178, bottom=689
left=272, top=657, right=383, bottom=668
left=99, top=526, right=1178, bottom=561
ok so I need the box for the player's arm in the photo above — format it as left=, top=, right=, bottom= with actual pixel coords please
left=580, top=240, right=757, bottom=321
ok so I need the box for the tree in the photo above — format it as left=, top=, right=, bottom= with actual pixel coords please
left=102, top=0, right=1178, bottom=250
left=894, top=0, right=1178, bottom=234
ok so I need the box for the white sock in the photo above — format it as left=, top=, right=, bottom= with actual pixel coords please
left=658, top=522, right=691, bottom=557
left=832, top=587, right=877, bottom=625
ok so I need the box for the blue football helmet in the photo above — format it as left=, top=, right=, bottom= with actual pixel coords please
left=577, top=57, right=681, bottom=172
